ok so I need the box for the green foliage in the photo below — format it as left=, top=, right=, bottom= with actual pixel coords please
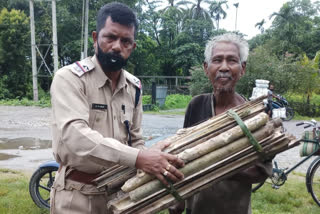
left=171, top=43, right=203, bottom=75
left=0, top=169, right=319, bottom=214
left=189, top=65, right=212, bottom=96
left=0, top=96, right=51, bottom=107
left=251, top=175, right=320, bottom=214
left=0, top=169, right=49, bottom=214
left=253, top=0, right=320, bottom=58
left=0, top=8, right=31, bottom=99
left=142, top=94, right=191, bottom=112
left=2, top=0, right=320, bottom=102
left=142, top=95, right=152, bottom=105
left=285, top=93, right=320, bottom=105
left=237, top=46, right=297, bottom=98
left=292, top=51, right=320, bottom=104
left=164, top=94, right=192, bottom=109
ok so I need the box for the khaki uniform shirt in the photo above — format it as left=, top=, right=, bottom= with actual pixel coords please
left=50, top=55, right=144, bottom=174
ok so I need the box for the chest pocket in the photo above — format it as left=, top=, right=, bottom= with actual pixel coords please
left=89, top=109, right=108, bottom=133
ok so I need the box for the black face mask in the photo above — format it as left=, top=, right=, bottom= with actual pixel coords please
left=97, top=43, right=128, bottom=72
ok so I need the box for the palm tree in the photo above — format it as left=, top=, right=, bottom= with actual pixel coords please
left=161, top=0, right=193, bottom=12
left=187, top=0, right=214, bottom=21
left=209, top=0, right=228, bottom=30
left=255, top=19, right=265, bottom=33
left=233, top=2, right=239, bottom=31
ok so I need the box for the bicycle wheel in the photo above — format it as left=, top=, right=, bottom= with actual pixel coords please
left=307, top=157, right=320, bottom=206
left=29, top=166, right=57, bottom=209
left=252, top=182, right=265, bottom=193
left=283, top=107, right=294, bottom=121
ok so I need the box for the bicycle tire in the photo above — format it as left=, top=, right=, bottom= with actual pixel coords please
left=283, top=107, right=294, bottom=121
left=29, top=166, right=58, bottom=209
left=252, top=182, right=265, bottom=193
left=307, top=157, right=320, bottom=206
left=306, top=157, right=320, bottom=193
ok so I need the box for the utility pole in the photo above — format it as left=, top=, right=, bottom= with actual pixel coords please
left=29, top=0, right=38, bottom=101
left=234, top=3, right=239, bottom=31
left=83, top=0, right=89, bottom=59
left=52, top=0, right=58, bottom=73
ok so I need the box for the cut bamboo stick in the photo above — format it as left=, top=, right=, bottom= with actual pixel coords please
left=109, top=132, right=296, bottom=214
left=95, top=97, right=267, bottom=192
left=121, top=112, right=271, bottom=193
left=127, top=119, right=280, bottom=201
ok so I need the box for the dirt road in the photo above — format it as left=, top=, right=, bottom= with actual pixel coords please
left=0, top=105, right=318, bottom=173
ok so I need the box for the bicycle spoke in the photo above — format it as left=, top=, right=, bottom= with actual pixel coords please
left=49, top=172, right=53, bottom=182
left=39, top=184, right=51, bottom=192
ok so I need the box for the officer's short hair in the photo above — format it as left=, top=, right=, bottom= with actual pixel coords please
left=204, top=33, right=249, bottom=64
left=96, top=2, right=138, bottom=38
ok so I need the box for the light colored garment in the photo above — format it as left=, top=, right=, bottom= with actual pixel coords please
left=50, top=55, right=144, bottom=213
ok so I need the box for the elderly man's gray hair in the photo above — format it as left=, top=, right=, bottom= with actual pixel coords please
left=204, top=33, right=249, bottom=64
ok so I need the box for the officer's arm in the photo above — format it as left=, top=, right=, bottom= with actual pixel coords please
left=51, top=70, right=140, bottom=168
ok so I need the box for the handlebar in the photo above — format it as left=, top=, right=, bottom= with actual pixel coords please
left=304, top=125, right=312, bottom=129
left=296, top=122, right=304, bottom=126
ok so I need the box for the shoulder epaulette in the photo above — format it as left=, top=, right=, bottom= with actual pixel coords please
left=70, top=57, right=95, bottom=77
left=124, top=70, right=141, bottom=89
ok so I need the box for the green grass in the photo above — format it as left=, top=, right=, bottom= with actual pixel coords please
left=292, top=113, right=320, bottom=121
left=252, top=174, right=320, bottom=214
left=0, top=97, right=51, bottom=108
left=142, top=94, right=191, bottom=111
left=0, top=169, right=48, bottom=214
left=285, top=93, right=320, bottom=105
left=1, top=169, right=319, bottom=213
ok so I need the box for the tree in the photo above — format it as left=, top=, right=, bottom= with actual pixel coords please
left=293, top=51, right=320, bottom=104
left=209, top=0, right=228, bottom=30
left=268, top=0, right=320, bottom=57
left=0, top=8, right=31, bottom=99
left=255, top=19, right=265, bottom=33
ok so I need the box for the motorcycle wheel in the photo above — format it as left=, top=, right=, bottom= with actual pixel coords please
left=29, top=166, right=58, bottom=209
left=283, top=107, right=294, bottom=121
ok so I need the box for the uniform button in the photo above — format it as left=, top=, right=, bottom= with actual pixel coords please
left=96, top=117, right=100, bottom=122
left=113, top=115, right=116, bottom=120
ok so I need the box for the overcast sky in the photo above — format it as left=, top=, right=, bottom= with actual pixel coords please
left=219, top=0, right=317, bottom=39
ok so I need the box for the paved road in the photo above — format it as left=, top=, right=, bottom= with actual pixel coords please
left=0, top=106, right=318, bottom=173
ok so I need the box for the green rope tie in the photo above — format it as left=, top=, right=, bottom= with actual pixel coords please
left=227, top=110, right=263, bottom=153
left=163, top=178, right=183, bottom=201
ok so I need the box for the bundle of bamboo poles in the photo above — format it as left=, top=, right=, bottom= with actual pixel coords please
left=93, top=96, right=298, bottom=214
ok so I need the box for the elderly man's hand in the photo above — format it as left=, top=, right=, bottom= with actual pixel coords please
left=149, top=140, right=170, bottom=151
left=135, top=149, right=185, bottom=186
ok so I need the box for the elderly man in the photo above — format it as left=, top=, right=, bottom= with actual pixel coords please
left=50, top=3, right=184, bottom=214
left=170, top=33, right=272, bottom=214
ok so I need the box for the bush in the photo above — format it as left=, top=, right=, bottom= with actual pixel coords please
left=142, top=95, right=151, bottom=105
left=237, top=46, right=297, bottom=98
left=189, top=66, right=212, bottom=96
left=164, top=94, right=192, bottom=109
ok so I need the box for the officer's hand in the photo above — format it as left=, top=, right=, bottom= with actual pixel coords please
left=135, top=149, right=185, bottom=186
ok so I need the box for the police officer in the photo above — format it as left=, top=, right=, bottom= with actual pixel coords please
left=50, top=3, right=184, bottom=214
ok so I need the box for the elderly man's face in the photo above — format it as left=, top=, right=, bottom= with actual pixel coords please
left=204, top=42, right=246, bottom=93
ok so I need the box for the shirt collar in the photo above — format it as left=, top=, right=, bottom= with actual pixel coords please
left=92, top=55, right=127, bottom=90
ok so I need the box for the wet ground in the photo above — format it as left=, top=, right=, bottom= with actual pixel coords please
left=0, top=106, right=184, bottom=170
left=0, top=105, right=319, bottom=174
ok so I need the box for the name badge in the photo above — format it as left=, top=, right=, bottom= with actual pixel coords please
left=92, top=103, right=108, bottom=110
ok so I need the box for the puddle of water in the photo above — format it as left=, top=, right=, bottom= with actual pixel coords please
left=0, top=153, right=19, bottom=160
left=0, top=137, right=52, bottom=150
